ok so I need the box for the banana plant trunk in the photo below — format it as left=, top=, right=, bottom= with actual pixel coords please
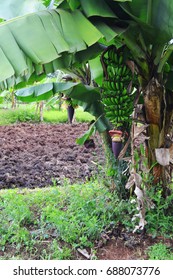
left=143, top=78, right=166, bottom=183
left=67, top=105, right=75, bottom=124
left=100, top=130, right=116, bottom=172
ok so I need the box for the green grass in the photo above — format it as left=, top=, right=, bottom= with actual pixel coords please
left=75, top=108, right=94, bottom=123
left=43, top=109, right=68, bottom=123
left=0, top=181, right=173, bottom=260
left=0, top=105, right=94, bottom=125
left=0, top=181, right=128, bottom=260
left=43, top=108, right=94, bottom=123
left=147, top=243, right=173, bottom=260
left=145, top=185, right=173, bottom=238
left=0, top=105, right=39, bottom=125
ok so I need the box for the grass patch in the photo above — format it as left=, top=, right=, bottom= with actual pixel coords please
left=0, top=181, right=173, bottom=260
left=43, top=109, right=68, bottom=123
left=145, top=186, right=173, bottom=238
left=75, top=108, right=94, bottom=123
left=0, top=181, right=131, bottom=260
left=43, top=108, right=94, bottom=123
left=0, top=105, right=94, bottom=126
left=0, top=106, right=39, bottom=125
left=147, top=243, right=173, bottom=260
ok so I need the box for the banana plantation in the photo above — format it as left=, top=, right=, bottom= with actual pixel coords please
left=0, top=0, right=173, bottom=260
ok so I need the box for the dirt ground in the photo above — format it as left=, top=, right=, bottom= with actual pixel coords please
left=0, top=123, right=105, bottom=189
left=96, top=233, right=173, bottom=260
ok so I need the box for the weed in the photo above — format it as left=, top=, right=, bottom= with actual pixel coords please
left=0, top=181, right=135, bottom=259
left=0, top=179, right=172, bottom=259
left=145, top=185, right=173, bottom=238
left=49, top=240, right=72, bottom=260
left=147, top=243, right=173, bottom=260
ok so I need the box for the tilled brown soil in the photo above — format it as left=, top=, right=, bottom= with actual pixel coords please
left=0, top=123, right=105, bottom=189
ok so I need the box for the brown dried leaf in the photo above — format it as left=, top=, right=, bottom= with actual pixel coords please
left=134, top=173, right=142, bottom=188
left=126, top=60, right=135, bottom=74
left=134, top=124, right=149, bottom=139
left=134, top=186, right=143, bottom=206
left=155, top=148, right=170, bottom=166
left=169, top=144, right=173, bottom=163
left=134, top=134, right=149, bottom=147
left=77, top=248, right=90, bottom=259
left=133, top=212, right=146, bottom=233
left=118, top=136, right=131, bottom=159
left=125, top=174, right=135, bottom=189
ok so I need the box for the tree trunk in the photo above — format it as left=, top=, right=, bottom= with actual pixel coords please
left=143, top=78, right=167, bottom=183
left=11, top=90, right=16, bottom=109
left=100, top=130, right=118, bottom=174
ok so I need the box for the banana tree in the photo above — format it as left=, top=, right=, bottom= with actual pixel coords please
left=113, top=0, right=173, bottom=185
left=0, top=0, right=173, bottom=186
left=69, top=0, right=173, bottom=184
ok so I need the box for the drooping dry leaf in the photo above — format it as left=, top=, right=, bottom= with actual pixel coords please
left=155, top=148, right=170, bottom=166
left=134, top=173, right=142, bottom=189
left=134, top=134, right=149, bottom=147
left=77, top=248, right=90, bottom=259
left=125, top=174, right=135, bottom=189
left=118, top=136, right=131, bottom=159
left=169, top=144, right=173, bottom=163
left=134, top=124, right=149, bottom=139
left=133, top=212, right=146, bottom=233
left=133, top=123, right=149, bottom=148
left=133, top=186, right=146, bottom=232
left=126, top=60, right=135, bottom=74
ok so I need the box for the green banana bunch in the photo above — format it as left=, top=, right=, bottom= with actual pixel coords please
left=102, top=46, right=135, bottom=128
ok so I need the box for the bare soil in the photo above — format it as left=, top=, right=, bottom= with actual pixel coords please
left=96, top=233, right=173, bottom=260
left=0, top=123, right=105, bottom=189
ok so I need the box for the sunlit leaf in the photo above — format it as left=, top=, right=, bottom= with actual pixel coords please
left=0, top=9, right=104, bottom=89
left=0, top=0, right=45, bottom=20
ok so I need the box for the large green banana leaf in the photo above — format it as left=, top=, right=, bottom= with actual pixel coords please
left=119, top=0, right=173, bottom=44
left=89, top=56, right=104, bottom=86
left=80, top=0, right=116, bottom=18
left=0, top=0, right=129, bottom=92
left=15, top=81, right=110, bottom=132
left=1, top=0, right=173, bottom=91
left=0, top=8, right=104, bottom=90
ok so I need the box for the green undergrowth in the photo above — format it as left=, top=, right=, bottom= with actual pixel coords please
left=145, top=185, right=173, bottom=239
left=0, top=106, right=39, bottom=125
left=0, top=104, right=93, bottom=125
left=0, top=180, right=173, bottom=260
left=43, top=108, right=93, bottom=123
left=0, top=181, right=132, bottom=260
left=147, top=243, right=173, bottom=260
left=0, top=106, right=93, bottom=125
